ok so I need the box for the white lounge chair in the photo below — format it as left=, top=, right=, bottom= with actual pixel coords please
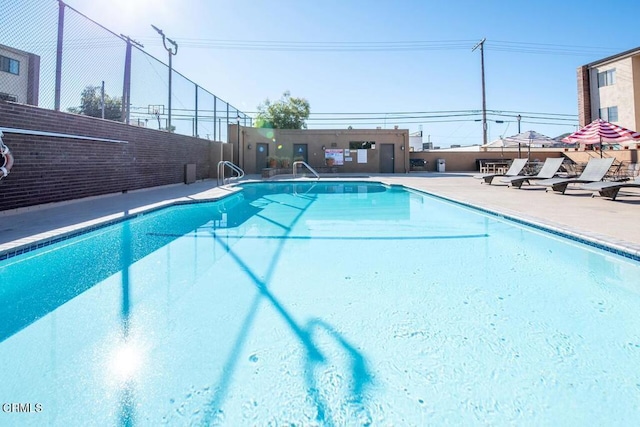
left=538, top=157, right=615, bottom=194
left=473, top=158, right=528, bottom=184
left=500, top=157, right=565, bottom=189
left=581, top=175, right=640, bottom=200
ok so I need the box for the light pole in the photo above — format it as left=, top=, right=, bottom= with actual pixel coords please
left=152, top=25, right=178, bottom=132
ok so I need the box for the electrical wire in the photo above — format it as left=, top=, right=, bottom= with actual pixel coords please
left=129, top=37, right=621, bottom=56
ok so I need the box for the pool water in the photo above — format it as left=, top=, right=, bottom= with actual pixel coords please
left=1, top=181, right=640, bottom=426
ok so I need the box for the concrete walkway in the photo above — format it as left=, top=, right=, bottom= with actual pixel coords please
left=1, top=172, right=639, bottom=257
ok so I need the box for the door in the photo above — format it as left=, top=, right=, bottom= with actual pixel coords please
left=293, top=144, right=308, bottom=163
left=256, top=143, right=269, bottom=170
left=380, top=144, right=395, bottom=173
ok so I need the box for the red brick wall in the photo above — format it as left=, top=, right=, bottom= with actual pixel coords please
left=576, top=66, right=591, bottom=127
left=0, top=102, right=214, bottom=211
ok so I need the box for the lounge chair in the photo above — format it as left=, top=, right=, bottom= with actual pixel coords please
left=500, top=157, right=565, bottom=189
left=538, top=157, right=615, bottom=194
left=581, top=175, right=640, bottom=200
left=473, top=158, right=528, bottom=184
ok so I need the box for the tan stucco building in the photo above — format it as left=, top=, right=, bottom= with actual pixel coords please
left=229, top=126, right=410, bottom=174
left=0, top=44, right=40, bottom=106
left=577, top=46, right=640, bottom=132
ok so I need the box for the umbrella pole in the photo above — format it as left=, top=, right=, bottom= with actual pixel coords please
left=518, top=143, right=521, bottom=158
left=600, top=136, right=603, bottom=158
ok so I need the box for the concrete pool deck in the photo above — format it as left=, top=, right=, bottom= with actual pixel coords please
left=2, top=172, right=640, bottom=257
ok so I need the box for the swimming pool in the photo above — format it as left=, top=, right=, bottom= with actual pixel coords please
left=1, top=181, right=639, bottom=425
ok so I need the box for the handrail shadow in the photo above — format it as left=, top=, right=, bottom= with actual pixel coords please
left=201, top=189, right=371, bottom=425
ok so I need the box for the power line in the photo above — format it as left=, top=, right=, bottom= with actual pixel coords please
left=137, top=106, right=578, bottom=123
left=488, top=40, right=617, bottom=56
left=245, top=109, right=578, bottom=117
left=135, top=38, right=476, bottom=52
left=128, top=114, right=575, bottom=127
left=116, top=37, right=622, bottom=56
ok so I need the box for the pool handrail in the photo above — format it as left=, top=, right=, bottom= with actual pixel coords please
left=292, top=161, right=320, bottom=180
left=217, top=161, right=244, bottom=186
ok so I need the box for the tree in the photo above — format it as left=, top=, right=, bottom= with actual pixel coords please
left=68, top=85, right=122, bottom=121
left=255, top=91, right=310, bottom=129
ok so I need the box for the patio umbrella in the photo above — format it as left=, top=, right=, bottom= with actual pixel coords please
left=561, top=119, right=640, bottom=157
left=481, top=137, right=509, bottom=157
left=502, top=130, right=556, bottom=161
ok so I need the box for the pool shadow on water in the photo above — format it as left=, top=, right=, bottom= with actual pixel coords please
left=0, top=201, right=232, bottom=343
left=303, top=319, right=373, bottom=425
left=118, top=221, right=136, bottom=427
left=1, top=184, right=374, bottom=425
left=201, top=191, right=373, bottom=425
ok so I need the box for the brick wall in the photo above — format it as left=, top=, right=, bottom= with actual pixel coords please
left=0, top=102, right=216, bottom=211
left=576, top=65, right=591, bottom=127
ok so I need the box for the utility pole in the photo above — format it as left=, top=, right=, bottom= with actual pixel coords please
left=152, top=25, right=178, bottom=132
left=472, top=38, right=487, bottom=146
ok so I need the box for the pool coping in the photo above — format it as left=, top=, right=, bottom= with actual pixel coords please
left=397, top=183, right=640, bottom=262
left=1, top=178, right=639, bottom=262
left=0, top=185, right=243, bottom=261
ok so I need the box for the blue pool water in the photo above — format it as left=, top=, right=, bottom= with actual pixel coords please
left=1, top=181, right=640, bottom=426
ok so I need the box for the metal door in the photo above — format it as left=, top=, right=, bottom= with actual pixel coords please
left=380, top=144, right=395, bottom=173
left=256, top=143, right=269, bottom=169
left=293, top=144, right=308, bottom=163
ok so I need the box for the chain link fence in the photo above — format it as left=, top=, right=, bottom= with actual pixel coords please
left=0, top=0, right=249, bottom=141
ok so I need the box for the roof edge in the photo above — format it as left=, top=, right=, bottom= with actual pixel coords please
left=586, top=45, right=640, bottom=68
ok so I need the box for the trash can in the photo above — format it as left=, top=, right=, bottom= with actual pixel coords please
left=436, top=158, right=445, bottom=172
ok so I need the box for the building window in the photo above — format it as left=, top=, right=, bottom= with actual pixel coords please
left=599, top=106, right=618, bottom=122
left=0, top=92, right=18, bottom=102
left=349, top=141, right=376, bottom=150
left=0, top=55, right=20, bottom=75
left=597, top=69, right=615, bottom=87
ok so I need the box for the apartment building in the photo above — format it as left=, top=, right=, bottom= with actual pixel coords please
left=0, top=44, right=40, bottom=106
left=577, top=46, right=640, bottom=131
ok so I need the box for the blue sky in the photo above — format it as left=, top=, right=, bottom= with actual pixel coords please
left=26, top=1, right=640, bottom=145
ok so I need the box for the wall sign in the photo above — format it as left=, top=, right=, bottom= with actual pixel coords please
left=324, top=148, right=344, bottom=165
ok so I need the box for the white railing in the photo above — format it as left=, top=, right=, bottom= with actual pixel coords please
left=217, top=161, right=244, bottom=186
left=292, top=161, right=320, bottom=180
left=0, top=126, right=127, bottom=143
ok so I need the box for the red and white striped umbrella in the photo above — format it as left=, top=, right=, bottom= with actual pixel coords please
left=561, top=119, right=640, bottom=157
left=562, top=119, right=640, bottom=144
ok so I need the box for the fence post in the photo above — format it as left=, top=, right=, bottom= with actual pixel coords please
left=121, top=38, right=132, bottom=124
left=54, top=0, right=65, bottom=111
left=100, top=80, right=105, bottom=119
left=213, top=96, right=217, bottom=141
left=194, top=84, right=198, bottom=137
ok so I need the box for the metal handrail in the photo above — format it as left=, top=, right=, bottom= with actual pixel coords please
left=293, top=181, right=319, bottom=197
left=217, top=160, right=244, bottom=186
left=292, top=161, right=320, bottom=180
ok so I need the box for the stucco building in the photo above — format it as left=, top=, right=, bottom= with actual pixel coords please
left=577, top=46, right=640, bottom=131
left=0, top=44, right=40, bottom=106
left=230, top=126, right=410, bottom=175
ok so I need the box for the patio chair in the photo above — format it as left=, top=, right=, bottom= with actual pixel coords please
left=580, top=175, right=640, bottom=200
left=473, top=158, right=528, bottom=184
left=538, top=157, right=615, bottom=194
left=500, top=157, right=565, bottom=189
